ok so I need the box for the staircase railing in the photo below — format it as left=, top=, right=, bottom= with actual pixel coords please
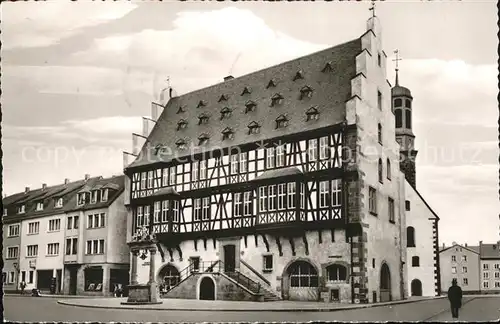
left=218, top=261, right=261, bottom=294
left=240, top=259, right=271, bottom=286
left=160, top=260, right=220, bottom=294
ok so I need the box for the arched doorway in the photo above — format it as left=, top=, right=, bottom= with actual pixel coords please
left=284, top=260, right=319, bottom=301
left=157, top=264, right=180, bottom=293
left=199, top=277, right=215, bottom=300
left=380, top=263, right=392, bottom=302
left=411, top=279, right=422, bottom=296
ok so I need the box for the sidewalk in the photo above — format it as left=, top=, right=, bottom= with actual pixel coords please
left=5, top=293, right=105, bottom=299
left=57, top=296, right=445, bottom=312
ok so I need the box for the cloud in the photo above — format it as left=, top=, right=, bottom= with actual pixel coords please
left=62, top=116, right=143, bottom=135
left=2, top=1, right=138, bottom=50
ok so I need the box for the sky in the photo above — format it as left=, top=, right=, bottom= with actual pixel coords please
left=2, top=1, right=498, bottom=245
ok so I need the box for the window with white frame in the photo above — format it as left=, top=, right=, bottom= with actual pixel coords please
left=18, top=205, right=25, bottom=214
left=483, top=272, right=490, bottom=279
left=77, top=193, right=86, bottom=206
left=300, top=183, right=305, bottom=209
left=36, top=201, right=44, bottom=211
left=192, top=162, right=199, bottom=181
left=462, top=255, right=468, bottom=262
left=369, top=187, right=377, bottom=214
left=161, top=201, right=169, bottom=222
left=495, top=281, right=500, bottom=288
left=202, top=197, right=210, bottom=220
left=268, top=185, right=276, bottom=211
left=234, top=193, right=242, bottom=217
left=463, top=278, right=468, bottom=286
left=27, top=244, right=38, bottom=257
left=55, top=198, right=63, bottom=208
left=8, top=224, right=20, bottom=237
left=28, top=221, right=39, bottom=235
left=451, top=267, right=457, bottom=274
left=462, top=266, right=468, bottom=273
left=162, top=168, right=168, bottom=186
left=276, top=145, right=285, bottom=167
left=144, top=206, right=150, bottom=226
left=153, top=201, right=161, bottom=223
left=47, top=243, right=60, bottom=256
left=67, top=216, right=73, bottom=229
left=326, top=264, right=348, bottom=281
left=308, top=139, right=317, bottom=161
left=483, top=264, right=489, bottom=270
left=91, top=190, right=98, bottom=203
left=194, top=199, right=202, bottom=221
left=266, top=147, right=275, bottom=168
left=48, top=219, right=61, bottom=232
left=101, top=189, right=108, bottom=202
left=483, top=281, right=489, bottom=288
left=277, top=184, right=286, bottom=210
left=331, top=180, right=341, bottom=207
left=239, top=153, right=247, bottom=173
left=141, top=172, right=147, bottom=189
left=243, top=192, right=252, bottom=216
left=86, top=239, right=105, bottom=254
left=200, top=160, right=207, bottom=180
left=263, top=255, right=273, bottom=271
left=169, top=167, right=176, bottom=185
left=65, top=238, right=77, bottom=255
left=172, top=201, right=179, bottom=222
left=495, top=264, right=499, bottom=269
left=136, top=206, right=144, bottom=227
left=319, top=136, right=328, bottom=160
left=231, top=154, right=238, bottom=174
left=8, top=271, right=15, bottom=284
left=451, top=255, right=457, bottom=262
left=148, top=171, right=154, bottom=188
left=259, top=187, right=268, bottom=212
left=319, top=181, right=329, bottom=208
left=7, top=246, right=19, bottom=259
left=288, top=182, right=296, bottom=209
left=494, top=272, right=499, bottom=279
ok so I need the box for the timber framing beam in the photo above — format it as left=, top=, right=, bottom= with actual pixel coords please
left=318, top=230, right=323, bottom=244
left=289, top=236, right=296, bottom=256
left=254, top=234, right=259, bottom=247
left=175, top=245, right=183, bottom=261
left=156, top=242, right=166, bottom=262
left=262, top=234, right=270, bottom=252
left=302, top=233, right=309, bottom=255
left=275, top=236, right=283, bottom=256
left=166, top=247, right=174, bottom=262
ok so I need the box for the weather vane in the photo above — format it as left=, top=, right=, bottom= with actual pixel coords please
left=369, top=0, right=376, bottom=18
left=393, top=49, right=402, bottom=70
left=166, top=76, right=170, bottom=88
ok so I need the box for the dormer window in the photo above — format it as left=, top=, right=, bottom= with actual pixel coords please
left=77, top=193, right=86, bottom=206
left=306, top=106, right=320, bottom=121
left=55, top=198, right=63, bottom=208
left=271, top=93, right=284, bottom=107
left=322, top=61, right=333, bottom=73
left=220, top=107, right=232, bottom=120
left=275, top=115, right=289, bottom=129
left=300, top=86, right=313, bottom=99
left=248, top=121, right=261, bottom=135
left=36, top=201, right=44, bottom=211
left=198, top=133, right=210, bottom=146
left=101, top=189, right=108, bottom=202
left=218, top=94, right=228, bottom=102
left=18, top=205, right=25, bottom=214
left=177, top=119, right=188, bottom=130
left=245, top=100, right=257, bottom=113
left=293, top=70, right=304, bottom=81
left=176, top=106, right=186, bottom=114
left=176, top=139, right=187, bottom=150
left=90, top=190, right=98, bottom=204
left=266, top=79, right=276, bottom=89
left=197, top=100, right=206, bottom=108
left=241, top=87, right=252, bottom=95
left=222, top=127, right=235, bottom=140
left=198, top=114, right=209, bottom=125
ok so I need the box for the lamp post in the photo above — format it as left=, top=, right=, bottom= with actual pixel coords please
left=13, top=262, right=19, bottom=292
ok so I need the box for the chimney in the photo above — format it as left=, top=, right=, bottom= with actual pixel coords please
left=84, top=174, right=91, bottom=181
left=465, top=243, right=468, bottom=247
left=224, top=75, right=234, bottom=82
left=25, top=187, right=30, bottom=194
left=64, top=178, right=70, bottom=185
left=42, top=183, right=47, bottom=190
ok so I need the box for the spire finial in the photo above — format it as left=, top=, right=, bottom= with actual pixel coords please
left=393, top=49, right=402, bottom=86
left=369, top=0, right=376, bottom=18
left=166, top=76, right=170, bottom=88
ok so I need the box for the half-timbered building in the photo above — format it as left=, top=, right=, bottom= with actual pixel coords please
left=124, top=16, right=408, bottom=304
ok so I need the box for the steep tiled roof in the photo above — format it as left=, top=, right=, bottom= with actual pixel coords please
left=127, top=38, right=361, bottom=169
left=67, top=175, right=125, bottom=212
left=480, top=243, right=500, bottom=259
left=439, top=243, right=480, bottom=255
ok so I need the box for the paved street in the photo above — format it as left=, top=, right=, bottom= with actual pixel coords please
left=4, top=295, right=500, bottom=322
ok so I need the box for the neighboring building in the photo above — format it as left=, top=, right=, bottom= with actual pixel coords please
left=4, top=179, right=86, bottom=293
left=479, top=241, right=500, bottom=293
left=124, top=15, right=409, bottom=304
left=62, top=175, right=129, bottom=297
left=3, top=174, right=129, bottom=296
left=439, top=243, right=481, bottom=294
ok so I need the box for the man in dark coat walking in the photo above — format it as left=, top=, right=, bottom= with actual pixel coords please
left=447, top=278, right=463, bottom=319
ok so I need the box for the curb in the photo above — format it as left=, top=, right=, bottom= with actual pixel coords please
left=57, top=296, right=446, bottom=312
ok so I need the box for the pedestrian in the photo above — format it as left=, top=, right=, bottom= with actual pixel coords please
left=447, top=278, right=463, bottom=319
left=19, top=281, right=26, bottom=295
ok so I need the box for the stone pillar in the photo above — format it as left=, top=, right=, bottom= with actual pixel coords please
left=148, top=249, right=156, bottom=284
left=131, top=250, right=139, bottom=285
left=102, top=265, right=110, bottom=296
